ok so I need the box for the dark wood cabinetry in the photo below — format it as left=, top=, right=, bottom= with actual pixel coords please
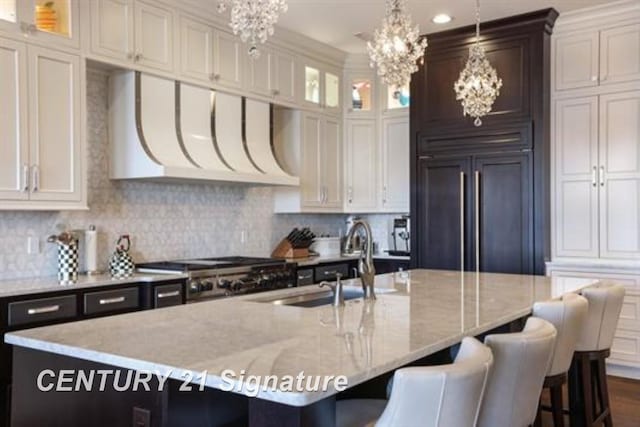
left=0, top=279, right=186, bottom=425
left=410, top=9, right=557, bottom=275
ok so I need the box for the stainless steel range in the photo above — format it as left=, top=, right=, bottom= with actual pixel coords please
left=137, top=257, right=296, bottom=302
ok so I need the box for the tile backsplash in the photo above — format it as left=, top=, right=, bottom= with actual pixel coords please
left=0, top=70, right=402, bottom=281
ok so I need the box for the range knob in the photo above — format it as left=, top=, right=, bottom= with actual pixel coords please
left=189, top=280, right=201, bottom=293
left=217, top=279, right=231, bottom=289
left=231, top=280, right=245, bottom=292
left=201, top=280, right=214, bottom=291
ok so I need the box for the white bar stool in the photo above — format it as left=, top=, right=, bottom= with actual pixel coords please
left=335, top=336, right=493, bottom=427
left=532, top=293, right=588, bottom=427
left=568, top=283, right=625, bottom=427
left=477, top=317, right=557, bottom=427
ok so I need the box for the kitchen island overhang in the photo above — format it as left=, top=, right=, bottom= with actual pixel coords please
left=5, top=270, right=599, bottom=426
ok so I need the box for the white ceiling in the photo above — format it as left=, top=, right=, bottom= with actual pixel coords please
left=273, top=0, right=619, bottom=53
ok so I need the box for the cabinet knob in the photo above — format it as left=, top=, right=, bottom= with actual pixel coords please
left=22, top=164, right=29, bottom=192
left=591, top=76, right=598, bottom=82
left=134, top=53, right=142, bottom=62
left=271, top=89, right=280, bottom=96
left=213, top=74, right=221, bottom=81
left=126, top=52, right=134, bottom=60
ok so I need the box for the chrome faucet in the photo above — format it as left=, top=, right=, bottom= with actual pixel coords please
left=320, top=273, right=344, bottom=307
left=344, top=219, right=376, bottom=300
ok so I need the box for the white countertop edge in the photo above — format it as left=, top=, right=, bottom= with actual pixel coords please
left=0, top=272, right=188, bottom=299
left=4, top=305, right=532, bottom=407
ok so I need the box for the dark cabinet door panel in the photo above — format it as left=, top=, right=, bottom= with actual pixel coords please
left=474, top=153, right=533, bottom=274
left=416, top=157, right=473, bottom=270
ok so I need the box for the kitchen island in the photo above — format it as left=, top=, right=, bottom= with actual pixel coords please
left=5, top=270, right=598, bottom=427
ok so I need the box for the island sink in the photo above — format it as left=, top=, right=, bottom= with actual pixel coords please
left=254, top=288, right=365, bottom=308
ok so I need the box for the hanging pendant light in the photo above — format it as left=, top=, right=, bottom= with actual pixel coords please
left=367, top=0, right=427, bottom=89
left=217, top=0, right=288, bottom=59
left=454, top=0, right=502, bottom=126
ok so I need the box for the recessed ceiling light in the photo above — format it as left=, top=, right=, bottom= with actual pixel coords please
left=432, top=14, right=453, bottom=24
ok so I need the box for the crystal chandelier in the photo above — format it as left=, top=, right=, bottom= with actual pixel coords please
left=454, top=0, right=502, bottom=126
left=217, top=0, right=288, bottom=58
left=367, top=0, right=427, bottom=89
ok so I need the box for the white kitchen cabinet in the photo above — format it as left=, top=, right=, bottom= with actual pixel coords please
left=274, top=112, right=342, bottom=212
left=90, top=0, right=134, bottom=62
left=300, top=113, right=323, bottom=207
left=300, top=113, right=342, bottom=210
left=553, top=92, right=640, bottom=260
left=245, top=46, right=272, bottom=97
left=554, top=23, right=640, bottom=91
left=322, top=116, right=342, bottom=208
left=179, top=15, right=213, bottom=83
left=213, top=29, right=243, bottom=90
left=271, top=49, right=296, bottom=103
left=301, top=59, right=341, bottom=113
left=598, top=90, right=640, bottom=259
left=554, top=96, right=599, bottom=258
left=90, top=0, right=173, bottom=73
left=0, top=39, right=84, bottom=209
left=381, top=116, right=410, bottom=212
left=245, top=47, right=297, bottom=102
left=0, top=0, right=79, bottom=49
left=345, top=119, right=377, bottom=211
left=554, top=31, right=599, bottom=91
left=0, top=38, right=28, bottom=201
left=134, top=1, right=173, bottom=72
left=600, top=24, right=640, bottom=86
left=27, top=45, right=82, bottom=202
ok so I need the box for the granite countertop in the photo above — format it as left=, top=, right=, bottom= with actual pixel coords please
left=5, top=270, right=598, bottom=406
left=0, top=272, right=188, bottom=299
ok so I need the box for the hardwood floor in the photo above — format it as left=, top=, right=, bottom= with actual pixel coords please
left=540, top=376, right=640, bottom=426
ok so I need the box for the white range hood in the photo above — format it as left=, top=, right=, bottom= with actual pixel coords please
left=109, top=71, right=298, bottom=186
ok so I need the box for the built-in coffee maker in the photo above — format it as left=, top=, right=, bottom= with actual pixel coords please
left=389, top=216, right=410, bottom=256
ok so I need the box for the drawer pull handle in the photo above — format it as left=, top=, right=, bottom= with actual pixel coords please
left=99, top=296, right=126, bottom=305
left=324, top=271, right=337, bottom=276
left=157, top=291, right=180, bottom=299
left=27, top=305, right=60, bottom=315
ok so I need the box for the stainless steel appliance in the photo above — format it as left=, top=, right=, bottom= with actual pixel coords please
left=137, top=257, right=296, bottom=303
left=390, top=216, right=410, bottom=256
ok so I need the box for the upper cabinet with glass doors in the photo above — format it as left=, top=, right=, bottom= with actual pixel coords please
left=347, top=74, right=375, bottom=116
left=301, top=59, right=341, bottom=114
left=0, top=0, right=79, bottom=48
left=384, top=83, right=410, bottom=111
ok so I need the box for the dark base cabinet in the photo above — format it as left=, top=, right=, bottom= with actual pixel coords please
left=410, top=9, right=557, bottom=275
left=373, top=259, right=410, bottom=275
left=0, top=279, right=186, bottom=426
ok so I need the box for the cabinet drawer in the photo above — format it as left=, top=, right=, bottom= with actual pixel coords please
left=84, top=287, right=140, bottom=315
left=297, top=269, right=314, bottom=286
left=315, top=263, right=350, bottom=282
left=153, top=283, right=184, bottom=308
left=8, top=295, right=77, bottom=327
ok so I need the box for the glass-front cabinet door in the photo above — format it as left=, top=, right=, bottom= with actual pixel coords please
left=0, top=0, right=78, bottom=48
left=385, top=83, right=410, bottom=111
left=304, top=65, right=321, bottom=106
left=348, top=75, right=375, bottom=115
left=324, top=71, right=340, bottom=112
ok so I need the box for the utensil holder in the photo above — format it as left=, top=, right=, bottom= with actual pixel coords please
left=271, top=239, right=309, bottom=259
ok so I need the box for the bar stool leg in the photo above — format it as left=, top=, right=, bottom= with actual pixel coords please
left=580, top=354, right=595, bottom=426
left=597, top=357, right=613, bottom=427
left=550, top=384, right=564, bottom=427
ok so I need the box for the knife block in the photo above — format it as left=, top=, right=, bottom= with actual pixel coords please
left=271, top=239, right=309, bottom=259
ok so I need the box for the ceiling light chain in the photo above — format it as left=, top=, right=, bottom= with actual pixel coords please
left=367, top=0, right=427, bottom=89
left=453, top=0, right=503, bottom=126
left=217, top=0, right=288, bottom=59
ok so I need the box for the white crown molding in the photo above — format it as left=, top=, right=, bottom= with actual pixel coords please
left=554, top=0, right=640, bottom=34
left=160, top=0, right=347, bottom=66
